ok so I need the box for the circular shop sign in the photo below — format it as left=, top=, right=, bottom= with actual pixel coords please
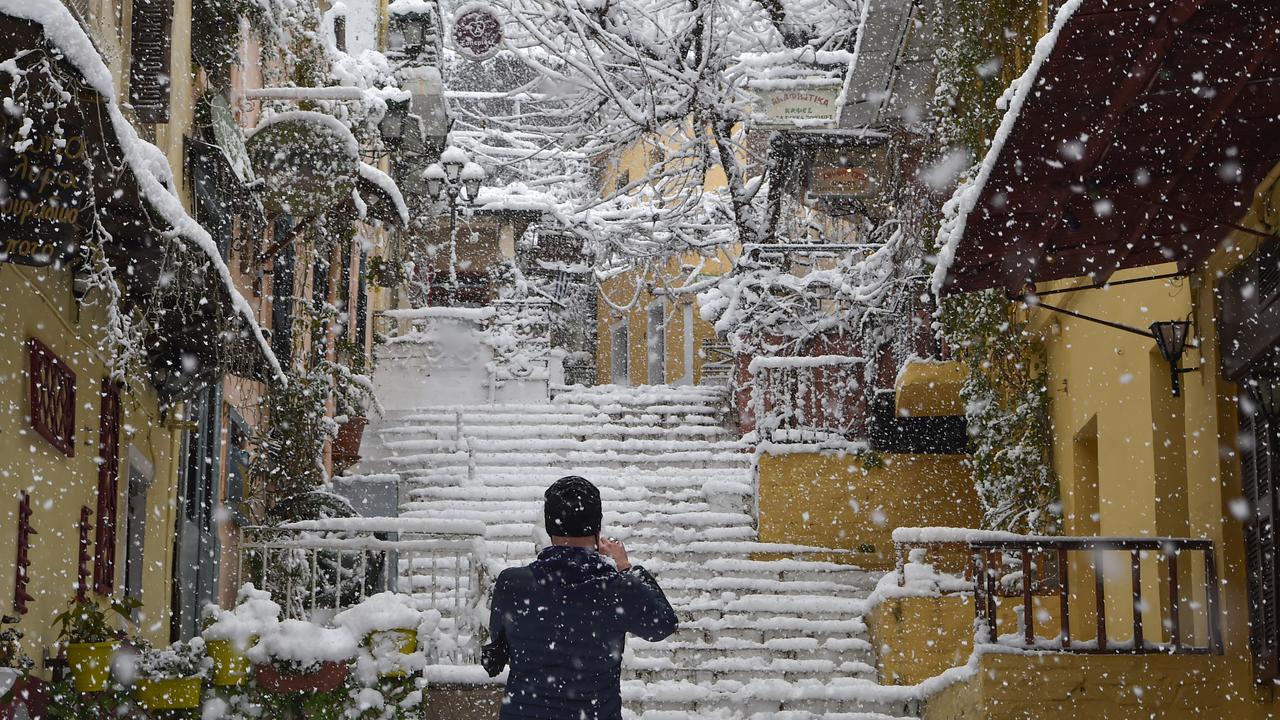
left=452, top=3, right=504, bottom=61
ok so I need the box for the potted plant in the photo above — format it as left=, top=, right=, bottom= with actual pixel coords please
left=334, top=593, right=427, bottom=680
left=201, top=585, right=280, bottom=686
left=0, top=617, right=41, bottom=717
left=249, top=620, right=354, bottom=693
left=132, top=639, right=207, bottom=710
left=52, top=597, right=136, bottom=693
left=331, top=413, right=368, bottom=472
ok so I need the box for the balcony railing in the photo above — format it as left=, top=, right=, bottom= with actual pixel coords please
left=749, top=355, right=866, bottom=442
left=893, top=528, right=1223, bottom=655
left=238, top=520, right=487, bottom=663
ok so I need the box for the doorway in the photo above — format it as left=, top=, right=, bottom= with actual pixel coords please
left=171, top=384, right=224, bottom=640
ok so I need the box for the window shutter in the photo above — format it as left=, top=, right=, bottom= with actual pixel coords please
left=129, top=0, right=173, bottom=123
left=93, top=380, right=122, bottom=595
left=1240, top=402, right=1280, bottom=683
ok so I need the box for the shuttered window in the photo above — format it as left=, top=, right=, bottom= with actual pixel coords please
left=93, top=380, right=123, bottom=595
left=1239, top=395, right=1280, bottom=683
left=129, top=0, right=173, bottom=123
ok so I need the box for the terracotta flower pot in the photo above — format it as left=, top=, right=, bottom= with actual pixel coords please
left=332, top=416, right=368, bottom=472
left=134, top=676, right=202, bottom=709
left=254, top=661, right=348, bottom=693
left=65, top=641, right=119, bottom=693
left=207, top=638, right=254, bottom=686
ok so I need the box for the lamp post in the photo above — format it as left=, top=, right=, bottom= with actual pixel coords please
left=424, top=147, right=487, bottom=305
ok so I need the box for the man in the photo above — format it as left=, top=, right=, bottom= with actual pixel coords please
left=485, top=476, right=679, bottom=719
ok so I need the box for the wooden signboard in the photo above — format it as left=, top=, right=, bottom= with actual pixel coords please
left=808, top=144, right=891, bottom=200
left=28, top=338, right=76, bottom=456
left=0, top=58, right=88, bottom=267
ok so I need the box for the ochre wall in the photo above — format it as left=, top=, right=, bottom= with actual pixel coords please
left=870, top=595, right=975, bottom=685
left=0, top=264, right=181, bottom=667
left=596, top=251, right=736, bottom=387
left=756, top=451, right=979, bottom=568
left=923, top=652, right=1280, bottom=720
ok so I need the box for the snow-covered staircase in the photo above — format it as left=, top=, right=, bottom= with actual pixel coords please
left=349, top=384, right=920, bottom=718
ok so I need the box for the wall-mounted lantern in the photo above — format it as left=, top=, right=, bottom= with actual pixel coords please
left=1150, top=320, right=1194, bottom=397
left=378, top=97, right=413, bottom=150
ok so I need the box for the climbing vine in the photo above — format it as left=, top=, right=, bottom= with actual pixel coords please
left=932, top=0, right=1060, bottom=533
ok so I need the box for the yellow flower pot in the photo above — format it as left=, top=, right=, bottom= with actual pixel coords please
left=207, top=638, right=253, bottom=686
left=368, top=629, right=418, bottom=678
left=66, top=641, right=118, bottom=693
left=134, top=676, right=202, bottom=709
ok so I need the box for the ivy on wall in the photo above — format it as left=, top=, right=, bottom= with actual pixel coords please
left=932, top=0, right=1060, bottom=534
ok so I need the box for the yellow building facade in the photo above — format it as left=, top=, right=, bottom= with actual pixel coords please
left=880, top=0, right=1280, bottom=710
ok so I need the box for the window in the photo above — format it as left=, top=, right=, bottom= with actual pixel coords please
left=610, top=322, right=629, bottom=386
left=1238, top=392, right=1280, bottom=683
left=123, top=449, right=153, bottom=605
left=129, top=0, right=173, bottom=123
left=225, top=411, right=251, bottom=526
left=93, top=380, right=122, bottom=595
left=647, top=303, right=666, bottom=385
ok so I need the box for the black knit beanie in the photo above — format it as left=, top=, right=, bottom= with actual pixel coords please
left=544, top=476, right=602, bottom=538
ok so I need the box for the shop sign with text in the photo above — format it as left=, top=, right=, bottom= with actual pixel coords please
left=0, top=79, right=88, bottom=266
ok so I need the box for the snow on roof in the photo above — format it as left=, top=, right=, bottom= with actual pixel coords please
left=357, top=162, right=410, bottom=225
left=929, top=0, right=1085, bottom=297
left=2, top=0, right=284, bottom=382
left=387, top=0, right=434, bottom=15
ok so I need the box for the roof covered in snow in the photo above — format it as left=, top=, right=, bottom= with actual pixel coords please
left=933, top=0, right=1280, bottom=296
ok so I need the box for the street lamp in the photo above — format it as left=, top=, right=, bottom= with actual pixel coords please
left=422, top=148, right=487, bottom=305
left=378, top=96, right=413, bottom=150
left=1150, top=320, right=1194, bottom=397
left=440, top=146, right=468, bottom=182
left=389, top=9, right=437, bottom=60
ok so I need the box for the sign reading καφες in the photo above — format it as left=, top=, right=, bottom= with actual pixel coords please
left=0, top=82, right=88, bottom=267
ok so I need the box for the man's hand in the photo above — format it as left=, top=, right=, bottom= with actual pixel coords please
left=598, top=537, right=631, bottom=571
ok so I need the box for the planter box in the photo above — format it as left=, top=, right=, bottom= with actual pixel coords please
left=207, top=638, right=252, bottom=686
left=134, top=676, right=202, bottom=709
left=66, top=641, right=119, bottom=693
left=255, top=661, right=348, bottom=693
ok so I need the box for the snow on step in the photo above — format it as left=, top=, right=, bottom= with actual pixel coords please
left=351, top=383, right=917, bottom=717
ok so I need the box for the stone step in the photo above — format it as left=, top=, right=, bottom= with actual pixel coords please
left=385, top=450, right=753, bottom=469
left=627, top=636, right=876, bottom=666
left=406, top=484, right=739, bottom=504
left=619, top=678, right=920, bottom=717
left=377, top=423, right=734, bottom=441
left=623, top=656, right=877, bottom=685
left=402, top=470, right=751, bottom=491
left=382, top=437, right=749, bottom=454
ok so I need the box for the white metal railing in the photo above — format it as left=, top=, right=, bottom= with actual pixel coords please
left=237, top=521, right=487, bottom=663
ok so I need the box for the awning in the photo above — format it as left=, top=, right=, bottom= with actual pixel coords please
left=934, top=0, right=1280, bottom=295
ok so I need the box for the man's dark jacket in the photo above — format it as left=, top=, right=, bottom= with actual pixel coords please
left=488, top=545, right=679, bottom=719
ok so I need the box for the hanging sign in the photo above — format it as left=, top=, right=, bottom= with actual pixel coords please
left=756, top=86, right=843, bottom=128
left=246, top=114, right=359, bottom=217
left=452, top=3, right=503, bottom=61
left=0, top=75, right=88, bottom=266
left=808, top=144, right=891, bottom=199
